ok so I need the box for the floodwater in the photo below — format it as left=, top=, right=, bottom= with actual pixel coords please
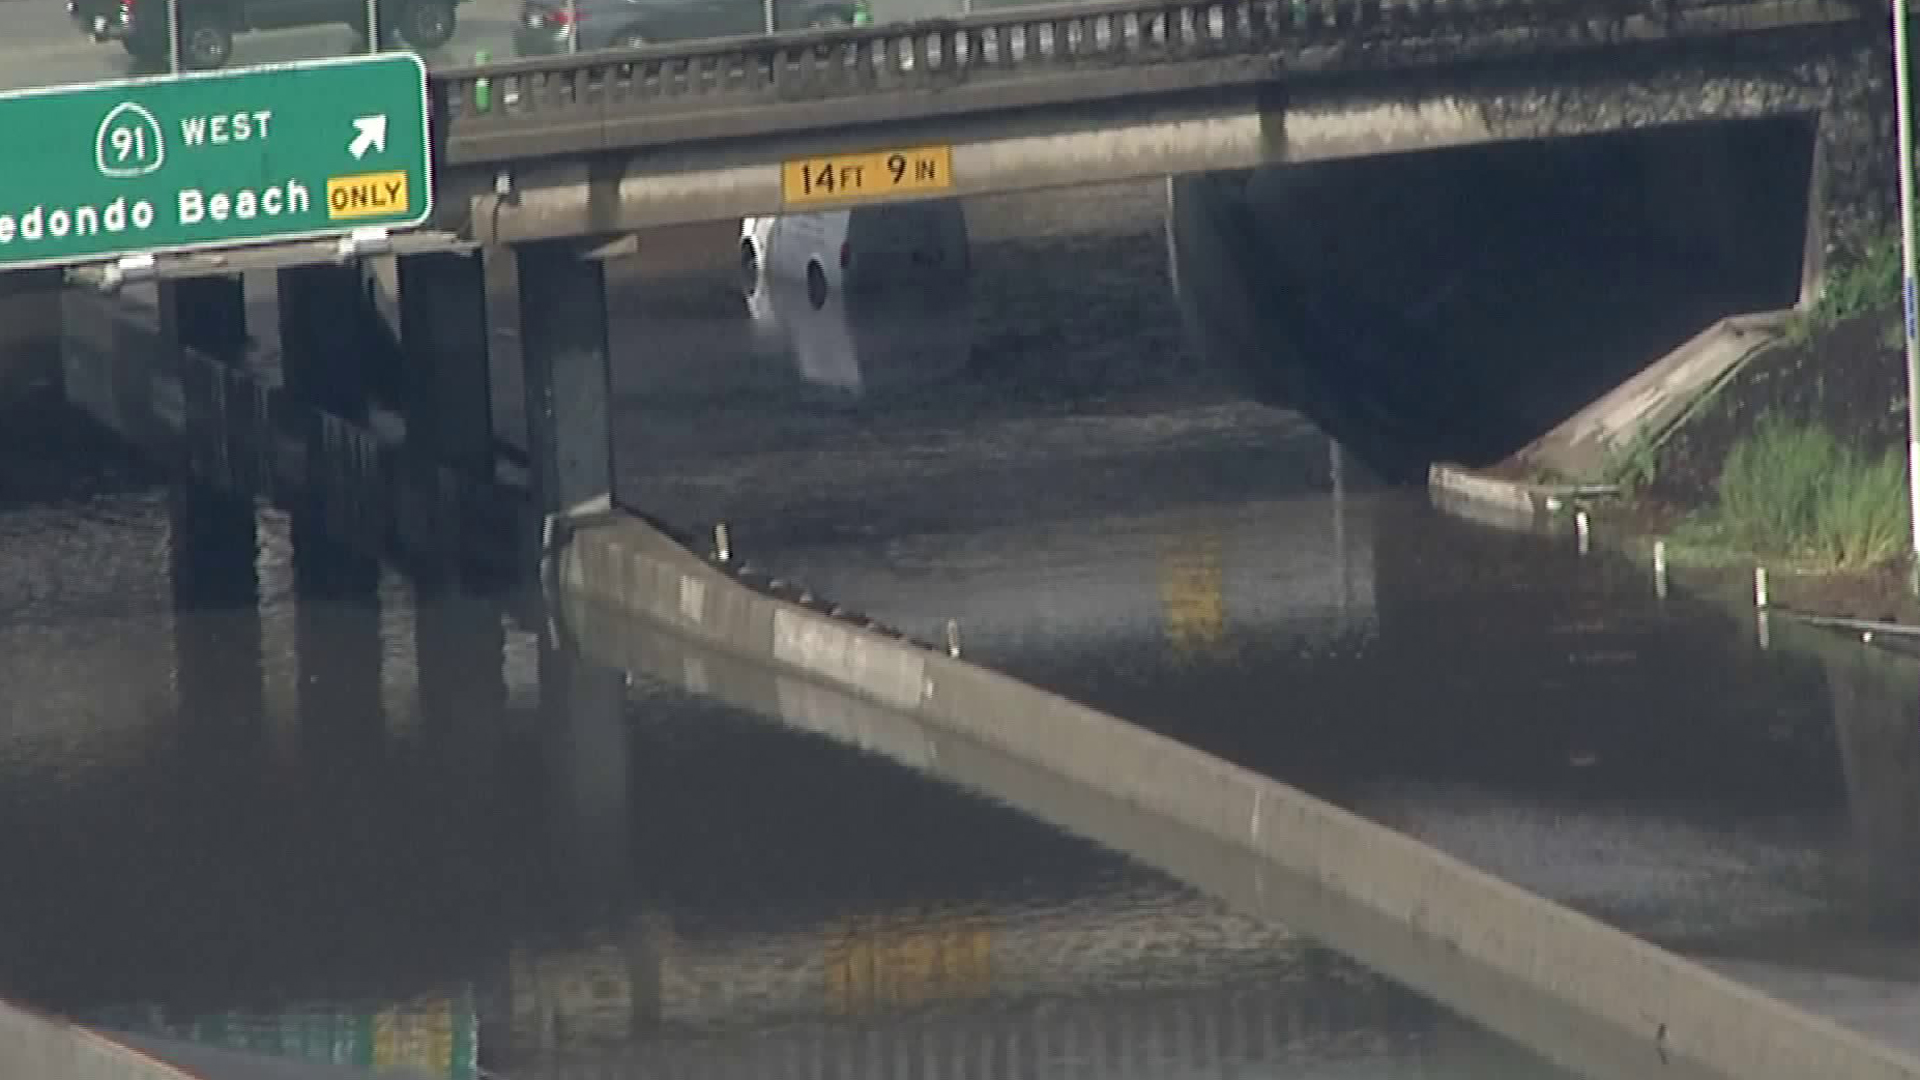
left=0, top=183, right=1915, bottom=1079
left=0, top=459, right=1584, bottom=1079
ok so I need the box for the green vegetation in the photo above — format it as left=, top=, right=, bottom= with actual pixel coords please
left=1784, top=235, right=1901, bottom=345
left=1603, top=429, right=1662, bottom=498
left=1676, top=417, right=1909, bottom=571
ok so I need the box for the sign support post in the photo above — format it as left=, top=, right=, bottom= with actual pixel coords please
left=166, top=0, right=183, bottom=73
left=1895, top=0, right=1920, bottom=590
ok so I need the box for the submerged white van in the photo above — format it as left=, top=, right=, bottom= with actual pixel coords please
left=740, top=199, right=972, bottom=310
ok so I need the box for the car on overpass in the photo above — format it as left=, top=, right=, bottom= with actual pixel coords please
left=67, top=0, right=464, bottom=70
left=512, top=0, right=866, bottom=53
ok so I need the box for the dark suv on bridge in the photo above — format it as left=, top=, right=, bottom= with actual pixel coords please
left=69, top=0, right=467, bottom=70
left=512, top=0, right=865, bottom=54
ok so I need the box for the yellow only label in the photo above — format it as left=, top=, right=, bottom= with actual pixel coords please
left=781, top=146, right=953, bottom=207
left=326, top=171, right=409, bottom=220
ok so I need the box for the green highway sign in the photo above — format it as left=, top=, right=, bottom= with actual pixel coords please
left=0, top=52, right=432, bottom=271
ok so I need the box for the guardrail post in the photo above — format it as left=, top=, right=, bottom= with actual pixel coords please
left=517, top=238, right=615, bottom=532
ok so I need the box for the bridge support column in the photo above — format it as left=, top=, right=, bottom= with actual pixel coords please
left=159, top=275, right=247, bottom=366
left=1799, top=132, right=1828, bottom=311
left=168, top=482, right=265, bottom=759
left=279, top=262, right=390, bottom=553
left=293, top=507, right=386, bottom=761
left=516, top=239, right=614, bottom=528
left=395, top=250, right=495, bottom=570
left=0, top=268, right=65, bottom=401
left=160, top=275, right=249, bottom=488
left=399, top=250, right=494, bottom=472
left=278, top=263, right=379, bottom=419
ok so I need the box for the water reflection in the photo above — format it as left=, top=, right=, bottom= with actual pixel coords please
left=726, top=478, right=1911, bottom=964
left=2, top=468, right=1580, bottom=1079
left=746, top=272, right=975, bottom=402
left=91, top=994, right=480, bottom=1079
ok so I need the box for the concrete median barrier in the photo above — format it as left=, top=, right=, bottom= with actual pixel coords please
left=553, top=512, right=1920, bottom=1080
left=0, top=999, right=197, bottom=1080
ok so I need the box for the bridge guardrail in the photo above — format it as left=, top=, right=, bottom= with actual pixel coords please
left=429, top=0, right=1597, bottom=163
left=430, top=0, right=1863, bottom=166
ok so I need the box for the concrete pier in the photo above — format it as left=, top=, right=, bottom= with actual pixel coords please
left=159, top=276, right=247, bottom=367
left=167, top=485, right=265, bottom=756
left=277, top=264, right=375, bottom=420
left=0, top=268, right=64, bottom=401
left=398, top=250, right=494, bottom=473
left=394, top=250, right=496, bottom=572
left=161, top=275, right=249, bottom=487
left=516, top=239, right=614, bottom=523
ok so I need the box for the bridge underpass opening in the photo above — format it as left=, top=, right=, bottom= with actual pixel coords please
left=1168, top=114, right=1817, bottom=482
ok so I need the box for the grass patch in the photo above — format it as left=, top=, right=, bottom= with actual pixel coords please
left=1783, top=235, right=1901, bottom=346
left=1682, top=417, right=1909, bottom=571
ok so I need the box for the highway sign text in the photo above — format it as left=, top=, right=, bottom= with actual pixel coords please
left=782, top=145, right=954, bottom=207
left=0, top=52, right=432, bottom=271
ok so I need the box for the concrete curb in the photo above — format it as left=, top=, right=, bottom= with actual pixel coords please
left=1427, top=462, right=1611, bottom=529
left=553, top=511, right=1920, bottom=1080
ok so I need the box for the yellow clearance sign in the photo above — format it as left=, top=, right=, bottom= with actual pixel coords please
left=326, top=171, right=409, bottom=220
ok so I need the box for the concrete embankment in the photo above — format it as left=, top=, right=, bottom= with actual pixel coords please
left=552, top=511, right=1920, bottom=1080
left=1428, top=311, right=1794, bottom=524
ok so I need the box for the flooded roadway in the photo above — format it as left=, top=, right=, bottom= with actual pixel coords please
left=0, top=183, right=1916, bottom=1076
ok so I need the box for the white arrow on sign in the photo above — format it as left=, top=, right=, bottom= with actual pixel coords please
left=348, top=114, right=388, bottom=160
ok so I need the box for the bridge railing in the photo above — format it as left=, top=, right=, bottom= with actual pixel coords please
left=431, top=0, right=1626, bottom=164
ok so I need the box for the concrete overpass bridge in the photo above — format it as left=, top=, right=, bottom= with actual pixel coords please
left=2, top=0, right=1892, bottom=543
left=418, top=0, right=1871, bottom=241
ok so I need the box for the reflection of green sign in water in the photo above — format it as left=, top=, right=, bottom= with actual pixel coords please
left=87, top=990, right=478, bottom=1079
left=0, top=51, right=432, bottom=271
